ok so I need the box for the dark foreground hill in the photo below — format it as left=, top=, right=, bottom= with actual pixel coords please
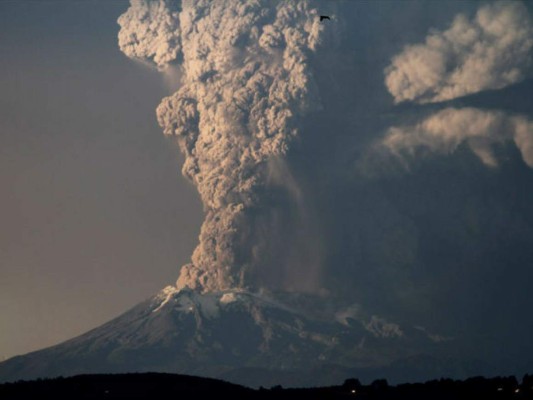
left=1, top=372, right=532, bottom=400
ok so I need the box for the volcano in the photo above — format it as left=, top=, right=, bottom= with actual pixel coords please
left=0, top=287, right=489, bottom=387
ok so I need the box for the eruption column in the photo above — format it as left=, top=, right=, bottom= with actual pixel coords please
left=118, top=0, right=327, bottom=292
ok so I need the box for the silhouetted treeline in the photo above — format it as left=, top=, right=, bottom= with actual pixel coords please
left=0, top=372, right=532, bottom=399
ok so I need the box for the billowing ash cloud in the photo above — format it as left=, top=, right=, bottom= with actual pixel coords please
left=118, top=0, right=330, bottom=293
left=385, top=1, right=533, bottom=104
left=381, top=108, right=533, bottom=168
left=118, top=0, right=182, bottom=69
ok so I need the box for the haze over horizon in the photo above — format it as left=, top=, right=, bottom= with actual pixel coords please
left=2, top=0, right=533, bottom=378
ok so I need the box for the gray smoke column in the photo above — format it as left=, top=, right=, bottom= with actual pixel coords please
left=118, top=0, right=329, bottom=292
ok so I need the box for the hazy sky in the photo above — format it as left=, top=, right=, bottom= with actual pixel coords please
left=0, top=1, right=202, bottom=360
left=2, top=0, right=533, bottom=376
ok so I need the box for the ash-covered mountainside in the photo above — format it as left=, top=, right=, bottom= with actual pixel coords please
left=0, top=287, right=483, bottom=387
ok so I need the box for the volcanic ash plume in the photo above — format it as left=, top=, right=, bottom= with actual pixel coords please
left=385, top=1, right=533, bottom=104
left=118, top=0, right=328, bottom=292
left=118, top=0, right=182, bottom=69
left=381, top=107, right=533, bottom=168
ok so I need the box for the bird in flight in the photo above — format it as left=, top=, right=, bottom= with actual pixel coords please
left=320, top=15, right=331, bottom=22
